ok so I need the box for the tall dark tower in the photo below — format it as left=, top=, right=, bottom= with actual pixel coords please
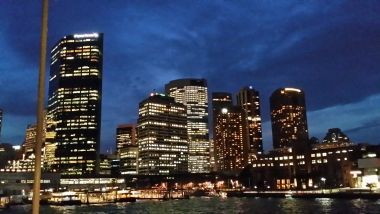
left=236, top=86, right=263, bottom=155
left=214, top=106, right=249, bottom=173
left=212, top=92, right=233, bottom=135
left=165, top=79, right=209, bottom=173
left=47, top=33, right=103, bottom=175
left=270, top=88, right=309, bottom=151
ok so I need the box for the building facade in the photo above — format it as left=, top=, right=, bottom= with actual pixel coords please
left=47, top=33, right=103, bottom=175
left=116, top=124, right=138, bottom=175
left=137, top=94, right=188, bottom=175
left=270, top=88, right=309, bottom=152
left=236, top=86, right=263, bottom=156
left=165, top=79, right=209, bottom=173
left=23, top=124, right=37, bottom=155
left=211, top=92, right=233, bottom=164
left=214, top=106, right=249, bottom=173
left=116, top=124, right=137, bottom=154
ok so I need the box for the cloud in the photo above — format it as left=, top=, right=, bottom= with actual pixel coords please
left=0, top=1, right=379, bottom=151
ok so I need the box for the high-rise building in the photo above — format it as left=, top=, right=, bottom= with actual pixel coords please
left=116, top=124, right=138, bottom=175
left=165, top=79, right=209, bottom=173
left=270, top=88, right=309, bottom=152
left=23, top=124, right=37, bottom=155
left=44, top=114, right=57, bottom=171
left=116, top=124, right=137, bottom=153
left=212, top=92, right=233, bottom=117
left=214, top=106, right=249, bottom=173
left=236, top=86, right=263, bottom=156
left=137, top=93, right=188, bottom=175
left=211, top=92, right=232, bottom=140
left=47, top=33, right=103, bottom=175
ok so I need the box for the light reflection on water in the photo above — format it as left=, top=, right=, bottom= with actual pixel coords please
left=3, top=197, right=380, bottom=214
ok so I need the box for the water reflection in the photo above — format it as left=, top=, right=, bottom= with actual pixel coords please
left=4, top=198, right=380, bottom=214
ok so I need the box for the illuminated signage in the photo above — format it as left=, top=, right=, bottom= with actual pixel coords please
left=73, top=33, right=99, bottom=38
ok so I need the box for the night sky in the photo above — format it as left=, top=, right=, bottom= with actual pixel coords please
left=0, top=1, right=379, bottom=152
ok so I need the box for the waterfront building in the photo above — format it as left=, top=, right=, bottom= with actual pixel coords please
left=249, top=128, right=378, bottom=190
left=165, top=79, right=209, bottom=173
left=119, top=146, right=138, bottom=175
left=270, top=88, right=309, bottom=152
left=0, top=172, right=60, bottom=193
left=236, top=86, right=263, bottom=160
left=0, top=143, right=16, bottom=169
left=214, top=106, right=249, bottom=173
left=47, top=33, right=103, bottom=175
left=137, top=93, right=188, bottom=175
left=116, top=124, right=138, bottom=175
left=354, top=151, right=380, bottom=189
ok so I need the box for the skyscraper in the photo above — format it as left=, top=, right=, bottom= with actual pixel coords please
left=47, top=33, right=103, bottom=175
left=165, top=79, right=209, bottom=173
left=212, top=92, right=233, bottom=116
left=23, top=124, right=37, bottom=155
left=137, top=93, right=188, bottom=175
left=211, top=92, right=233, bottom=139
left=270, top=88, right=309, bottom=151
left=236, top=86, right=263, bottom=155
left=116, top=124, right=138, bottom=175
left=214, top=106, right=249, bottom=173
left=116, top=124, right=137, bottom=153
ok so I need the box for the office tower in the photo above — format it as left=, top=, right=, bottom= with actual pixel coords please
left=137, top=93, right=188, bottom=175
left=47, top=33, right=103, bottom=175
left=99, top=153, right=118, bottom=175
left=211, top=92, right=232, bottom=140
left=116, top=124, right=138, bottom=175
left=214, top=106, right=249, bottom=173
left=0, top=109, right=3, bottom=141
left=116, top=124, right=137, bottom=153
left=23, top=124, right=37, bottom=155
left=236, top=86, right=263, bottom=155
left=212, top=92, right=233, bottom=117
left=165, top=79, right=209, bottom=173
left=270, top=88, right=309, bottom=151
left=209, top=139, right=216, bottom=171
left=44, top=114, right=57, bottom=171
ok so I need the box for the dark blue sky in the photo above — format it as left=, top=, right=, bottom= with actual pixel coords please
left=0, top=1, right=379, bottom=152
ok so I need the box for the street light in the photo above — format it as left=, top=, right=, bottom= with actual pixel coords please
left=321, top=177, right=326, bottom=193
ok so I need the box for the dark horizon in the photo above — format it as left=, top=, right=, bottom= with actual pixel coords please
left=0, top=1, right=379, bottom=152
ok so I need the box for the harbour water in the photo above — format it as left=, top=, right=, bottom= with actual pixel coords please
left=3, top=197, right=380, bottom=214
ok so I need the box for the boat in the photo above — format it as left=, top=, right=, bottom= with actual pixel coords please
left=48, top=191, right=81, bottom=206
left=115, top=190, right=137, bottom=202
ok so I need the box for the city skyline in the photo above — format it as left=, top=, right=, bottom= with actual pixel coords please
left=0, top=1, right=379, bottom=152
